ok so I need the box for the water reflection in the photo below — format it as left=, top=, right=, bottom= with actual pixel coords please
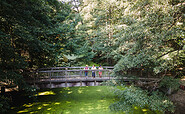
left=35, top=81, right=102, bottom=88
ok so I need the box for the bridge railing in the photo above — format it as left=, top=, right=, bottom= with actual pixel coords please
left=34, top=66, right=114, bottom=81
left=38, top=66, right=114, bottom=71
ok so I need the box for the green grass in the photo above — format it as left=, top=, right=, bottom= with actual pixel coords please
left=9, top=86, right=116, bottom=114
left=9, top=86, right=159, bottom=114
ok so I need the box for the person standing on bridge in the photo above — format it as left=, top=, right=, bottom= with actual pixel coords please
left=91, top=65, right=96, bottom=78
left=98, top=65, right=103, bottom=78
left=84, top=65, right=89, bottom=78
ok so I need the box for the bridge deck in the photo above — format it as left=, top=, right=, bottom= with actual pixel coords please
left=32, top=77, right=112, bottom=83
left=29, top=76, right=158, bottom=84
left=29, top=66, right=159, bottom=88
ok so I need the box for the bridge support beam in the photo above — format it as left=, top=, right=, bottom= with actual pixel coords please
left=65, top=81, right=67, bottom=87
left=80, top=81, right=82, bottom=87
left=94, top=80, right=96, bottom=86
left=49, top=72, right=52, bottom=88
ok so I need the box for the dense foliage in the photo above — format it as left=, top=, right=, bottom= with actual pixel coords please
left=0, top=0, right=185, bottom=113
left=0, top=0, right=74, bottom=112
left=112, top=0, right=185, bottom=76
left=110, top=85, right=175, bottom=113
left=0, top=0, right=73, bottom=88
left=76, top=0, right=185, bottom=75
left=75, top=0, right=185, bottom=113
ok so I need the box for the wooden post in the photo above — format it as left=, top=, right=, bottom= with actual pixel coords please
left=106, top=67, right=107, bottom=77
left=108, top=70, right=110, bottom=80
left=65, top=68, right=68, bottom=77
left=80, top=70, right=82, bottom=77
left=34, top=71, right=37, bottom=88
left=65, top=81, right=67, bottom=87
left=49, top=68, right=53, bottom=89
left=95, top=70, right=96, bottom=78
left=49, top=72, right=52, bottom=89
left=80, top=81, right=82, bottom=86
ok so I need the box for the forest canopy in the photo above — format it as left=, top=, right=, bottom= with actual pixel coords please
left=0, top=0, right=75, bottom=88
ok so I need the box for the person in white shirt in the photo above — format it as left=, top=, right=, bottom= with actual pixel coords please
left=91, top=65, right=96, bottom=78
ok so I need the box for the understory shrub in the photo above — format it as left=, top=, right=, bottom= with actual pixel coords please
left=159, top=76, right=180, bottom=94
left=110, top=85, right=175, bottom=113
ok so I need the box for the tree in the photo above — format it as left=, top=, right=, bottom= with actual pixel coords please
left=76, top=0, right=185, bottom=113
left=75, top=0, right=127, bottom=65
left=108, top=0, right=184, bottom=113
left=113, top=0, right=185, bottom=76
left=0, top=0, right=72, bottom=89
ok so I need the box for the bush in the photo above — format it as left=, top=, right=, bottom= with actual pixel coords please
left=110, top=85, right=175, bottom=113
left=159, top=76, right=180, bottom=94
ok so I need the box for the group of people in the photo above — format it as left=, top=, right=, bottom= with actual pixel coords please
left=84, top=65, right=103, bottom=78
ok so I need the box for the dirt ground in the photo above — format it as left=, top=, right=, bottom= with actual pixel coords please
left=168, top=79, right=185, bottom=114
left=168, top=90, right=185, bottom=114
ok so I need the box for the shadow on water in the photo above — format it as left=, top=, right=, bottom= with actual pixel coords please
left=34, top=81, right=102, bottom=88
left=8, top=86, right=117, bottom=114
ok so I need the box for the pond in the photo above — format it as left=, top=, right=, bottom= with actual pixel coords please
left=8, top=86, right=156, bottom=114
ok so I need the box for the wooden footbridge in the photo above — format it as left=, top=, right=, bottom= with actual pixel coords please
left=28, top=66, right=159, bottom=88
left=29, top=66, right=114, bottom=88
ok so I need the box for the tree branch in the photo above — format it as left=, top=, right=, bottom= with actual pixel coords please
left=156, top=50, right=176, bottom=60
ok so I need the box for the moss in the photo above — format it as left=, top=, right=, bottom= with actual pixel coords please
left=9, top=86, right=157, bottom=114
left=9, top=86, right=116, bottom=114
